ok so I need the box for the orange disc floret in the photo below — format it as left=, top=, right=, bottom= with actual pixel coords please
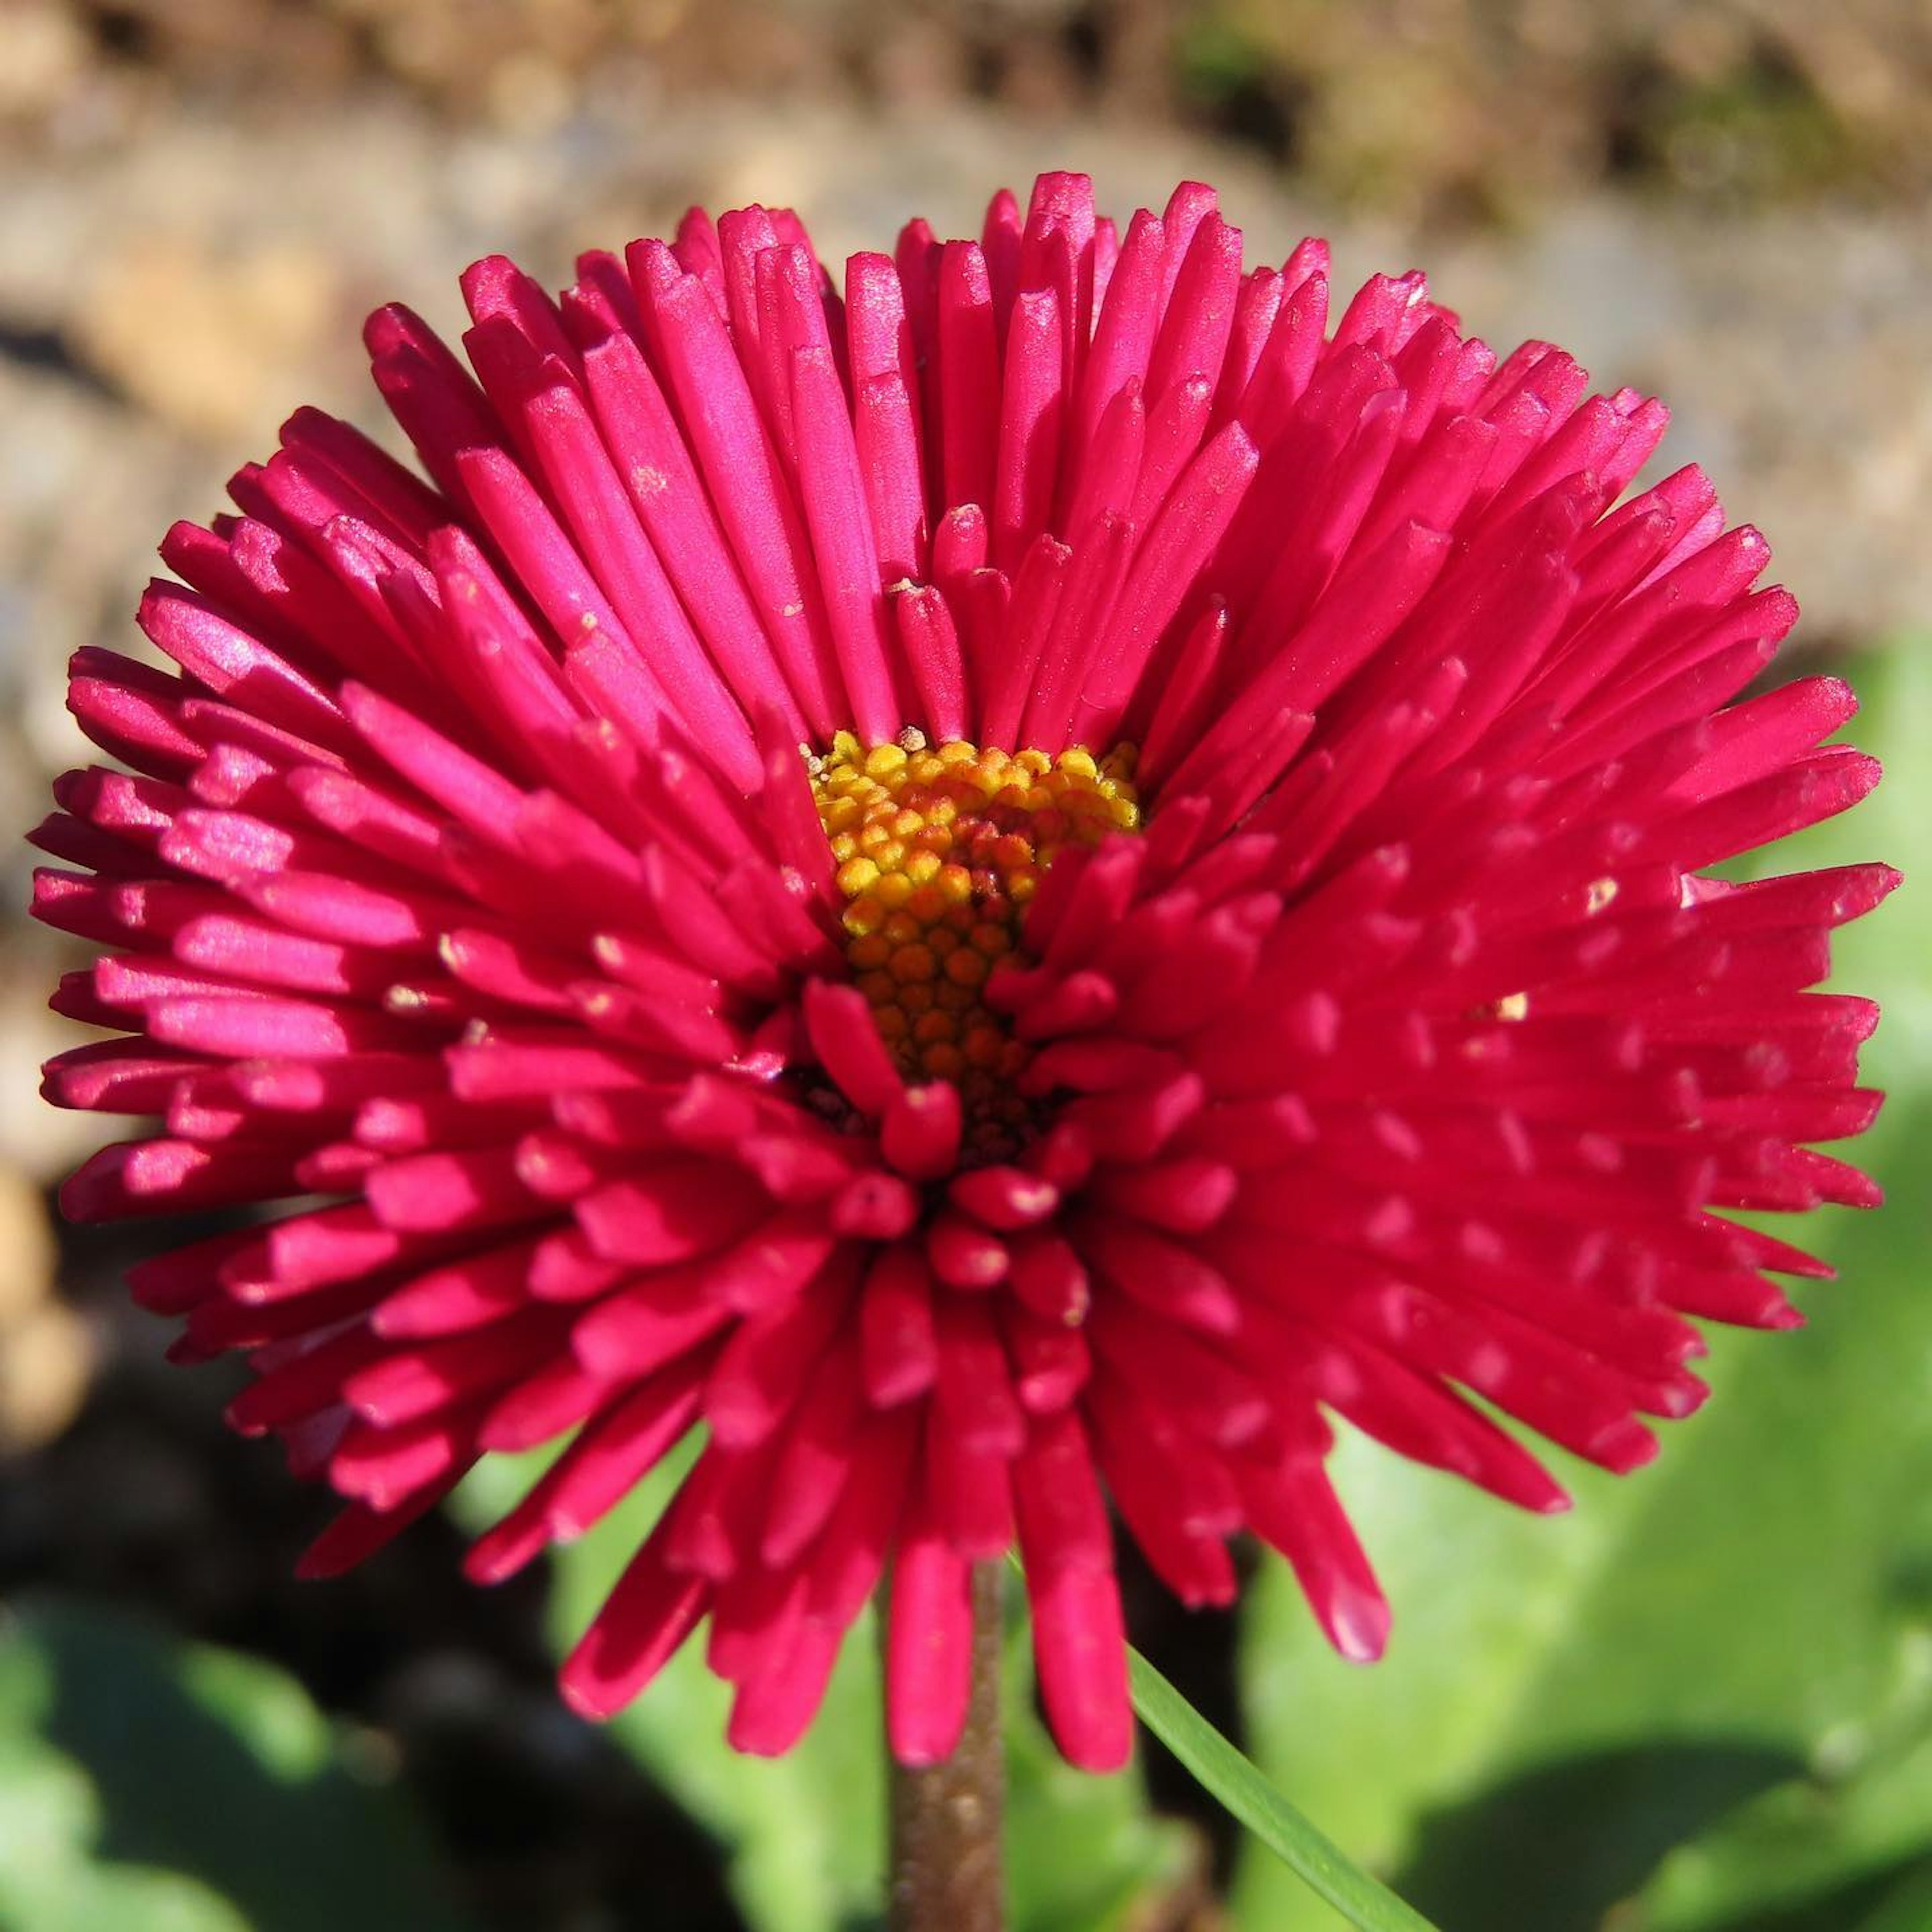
left=809, top=729, right=1140, bottom=1147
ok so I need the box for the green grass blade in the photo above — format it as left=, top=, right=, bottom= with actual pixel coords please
left=1126, top=1645, right=1443, bottom=1932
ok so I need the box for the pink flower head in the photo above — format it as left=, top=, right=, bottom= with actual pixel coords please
left=34, top=174, right=1890, bottom=1772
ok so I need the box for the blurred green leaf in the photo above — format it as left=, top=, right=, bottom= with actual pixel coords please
left=1232, top=637, right=1932, bottom=1932
left=1853, top=1862, right=1932, bottom=1932
left=0, top=1598, right=475, bottom=1932
left=1175, top=18, right=1271, bottom=98
left=452, top=1450, right=1196, bottom=1932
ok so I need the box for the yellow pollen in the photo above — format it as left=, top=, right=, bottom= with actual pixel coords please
left=810, top=729, right=1141, bottom=1149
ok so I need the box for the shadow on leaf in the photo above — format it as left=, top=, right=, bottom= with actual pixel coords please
left=1395, top=1739, right=1804, bottom=1931
left=1724, top=1851, right=1932, bottom=1932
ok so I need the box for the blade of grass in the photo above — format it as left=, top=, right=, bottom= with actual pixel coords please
left=1126, top=1645, right=1443, bottom=1932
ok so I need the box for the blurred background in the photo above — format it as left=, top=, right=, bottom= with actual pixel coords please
left=3, top=2, right=1931, bottom=1927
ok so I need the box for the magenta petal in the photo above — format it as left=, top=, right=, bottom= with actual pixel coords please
left=887, top=1500, right=975, bottom=1766
left=560, top=1521, right=710, bottom=1720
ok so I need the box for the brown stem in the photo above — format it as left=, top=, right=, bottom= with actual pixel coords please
left=887, top=1561, right=1006, bottom=1932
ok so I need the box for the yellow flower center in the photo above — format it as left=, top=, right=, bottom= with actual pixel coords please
left=809, top=731, right=1140, bottom=1142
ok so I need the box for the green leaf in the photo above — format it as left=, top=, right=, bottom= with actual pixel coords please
left=1129, top=1645, right=1441, bottom=1931
left=0, top=1598, right=475, bottom=1932
left=1232, top=637, right=1932, bottom=1932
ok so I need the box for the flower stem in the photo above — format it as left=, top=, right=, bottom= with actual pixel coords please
left=887, top=1561, right=1006, bottom=1932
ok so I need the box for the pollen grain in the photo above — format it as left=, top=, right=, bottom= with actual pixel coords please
left=810, top=731, right=1140, bottom=1145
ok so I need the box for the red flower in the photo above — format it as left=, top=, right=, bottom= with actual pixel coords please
left=34, top=174, right=1890, bottom=1773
